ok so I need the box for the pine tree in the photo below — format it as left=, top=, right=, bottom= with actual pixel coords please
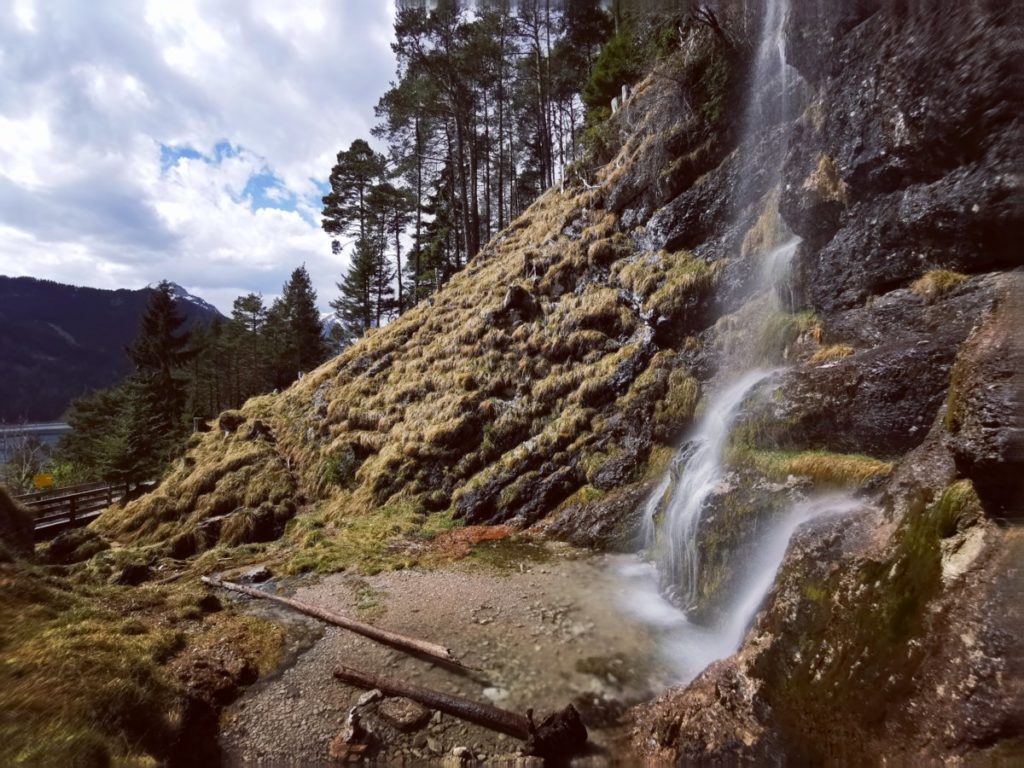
left=231, top=292, right=268, bottom=398
left=368, top=181, right=415, bottom=313
left=118, top=281, right=195, bottom=479
left=62, top=281, right=196, bottom=484
left=270, top=266, right=326, bottom=385
left=322, top=139, right=388, bottom=252
left=58, top=384, right=131, bottom=482
left=331, top=236, right=377, bottom=346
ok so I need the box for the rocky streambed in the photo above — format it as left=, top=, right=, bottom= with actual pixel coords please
left=219, top=541, right=688, bottom=765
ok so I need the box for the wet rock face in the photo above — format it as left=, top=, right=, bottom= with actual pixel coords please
left=630, top=658, right=781, bottom=764
left=944, top=272, right=1024, bottom=516
left=545, top=482, right=650, bottom=552
left=738, top=276, right=996, bottom=457
left=782, top=4, right=1021, bottom=313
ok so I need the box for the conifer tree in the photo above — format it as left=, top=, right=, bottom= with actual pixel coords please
left=130, top=283, right=191, bottom=425
left=322, top=139, right=388, bottom=251
left=231, top=293, right=268, bottom=398
left=269, top=266, right=326, bottom=385
left=330, top=236, right=377, bottom=345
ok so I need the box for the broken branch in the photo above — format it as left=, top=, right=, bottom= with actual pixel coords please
left=334, top=664, right=530, bottom=738
left=201, top=576, right=459, bottom=666
left=333, top=664, right=588, bottom=759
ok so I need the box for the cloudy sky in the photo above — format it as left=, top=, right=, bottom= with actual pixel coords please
left=0, top=0, right=396, bottom=313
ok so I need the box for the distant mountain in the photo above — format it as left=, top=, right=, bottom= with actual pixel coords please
left=320, top=311, right=343, bottom=351
left=0, top=277, right=223, bottom=422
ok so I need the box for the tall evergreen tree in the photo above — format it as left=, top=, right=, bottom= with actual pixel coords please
left=322, top=139, right=388, bottom=252
left=231, top=292, right=268, bottom=398
left=128, top=281, right=194, bottom=450
left=368, top=181, right=416, bottom=313
left=270, top=266, right=326, bottom=385
left=330, top=236, right=377, bottom=346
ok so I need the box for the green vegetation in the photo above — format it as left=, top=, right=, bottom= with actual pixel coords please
left=284, top=501, right=459, bottom=576
left=757, top=310, right=819, bottom=363
left=59, top=272, right=328, bottom=488
left=756, top=480, right=985, bottom=757
left=0, top=485, right=33, bottom=561
left=0, top=561, right=283, bottom=767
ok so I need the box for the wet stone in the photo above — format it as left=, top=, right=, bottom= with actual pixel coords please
left=377, top=696, right=431, bottom=732
left=238, top=565, right=273, bottom=584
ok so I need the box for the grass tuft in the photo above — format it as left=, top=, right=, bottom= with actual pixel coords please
left=911, top=269, right=968, bottom=303
left=808, top=344, right=855, bottom=364
left=732, top=448, right=894, bottom=488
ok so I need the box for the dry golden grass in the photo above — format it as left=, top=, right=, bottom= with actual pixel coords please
left=103, top=170, right=714, bottom=555
left=808, top=343, right=855, bottom=364
left=100, top=38, right=750, bottom=572
left=741, top=187, right=787, bottom=258
left=911, top=269, right=968, bottom=303
left=733, top=449, right=894, bottom=488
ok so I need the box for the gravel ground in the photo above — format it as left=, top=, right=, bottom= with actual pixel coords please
left=219, top=541, right=679, bottom=766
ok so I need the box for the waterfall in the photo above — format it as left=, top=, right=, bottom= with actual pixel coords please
left=619, top=0, right=851, bottom=685
left=642, top=369, right=774, bottom=607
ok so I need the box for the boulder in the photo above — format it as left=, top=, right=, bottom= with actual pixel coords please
left=377, top=697, right=431, bottom=733
left=944, top=272, right=1024, bottom=517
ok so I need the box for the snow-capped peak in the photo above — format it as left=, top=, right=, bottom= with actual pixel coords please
left=149, top=281, right=222, bottom=316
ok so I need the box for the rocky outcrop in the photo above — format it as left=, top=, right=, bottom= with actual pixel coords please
left=781, top=3, right=1021, bottom=312
left=736, top=273, right=1001, bottom=457
left=627, top=4, right=1022, bottom=762
left=944, top=271, right=1024, bottom=517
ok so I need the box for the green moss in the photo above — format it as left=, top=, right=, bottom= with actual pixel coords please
left=756, top=481, right=983, bottom=759
left=643, top=252, right=721, bottom=320
left=757, top=311, right=818, bottom=364
left=0, top=571, right=176, bottom=766
left=801, top=581, right=829, bottom=603
left=654, top=368, right=700, bottom=431
left=283, top=501, right=459, bottom=576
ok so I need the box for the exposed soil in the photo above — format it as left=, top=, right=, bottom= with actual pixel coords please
left=219, top=539, right=678, bottom=765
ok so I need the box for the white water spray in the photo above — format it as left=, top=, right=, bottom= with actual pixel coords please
left=642, top=369, right=774, bottom=606
left=623, top=495, right=863, bottom=684
left=617, top=0, right=852, bottom=685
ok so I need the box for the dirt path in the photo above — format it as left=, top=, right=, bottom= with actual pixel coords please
left=219, top=540, right=682, bottom=765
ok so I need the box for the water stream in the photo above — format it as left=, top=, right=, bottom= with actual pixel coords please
left=617, top=0, right=852, bottom=685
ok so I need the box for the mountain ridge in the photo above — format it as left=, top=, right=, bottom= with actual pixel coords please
left=0, top=275, right=223, bottom=421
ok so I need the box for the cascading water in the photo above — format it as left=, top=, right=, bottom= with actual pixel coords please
left=617, top=0, right=856, bottom=685
left=641, top=369, right=773, bottom=606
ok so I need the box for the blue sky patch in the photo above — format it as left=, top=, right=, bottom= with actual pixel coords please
left=243, top=171, right=298, bottom=212
left=159, top=143, right=204, bottom=171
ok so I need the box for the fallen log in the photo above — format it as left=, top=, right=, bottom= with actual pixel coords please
left=333, top=664, right=588, bottom=759
left=201, top=576, right=459, bottom=666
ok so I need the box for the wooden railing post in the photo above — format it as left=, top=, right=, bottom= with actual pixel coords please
left=107, top=486, right=113, bottom=505
left=68, top=495, right=76, bottom=525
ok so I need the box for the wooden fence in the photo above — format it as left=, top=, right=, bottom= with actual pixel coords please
left=17, top=482, right=129, bottom=540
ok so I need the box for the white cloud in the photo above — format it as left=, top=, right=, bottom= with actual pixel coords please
left=0, top=0, right=396, bottom=312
